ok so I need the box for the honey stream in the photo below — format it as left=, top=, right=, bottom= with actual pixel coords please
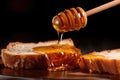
left=57, top=32, right=64, bottom=47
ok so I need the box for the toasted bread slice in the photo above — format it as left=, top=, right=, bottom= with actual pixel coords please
left=78, top=49, right=120, bottom=74
left=1, top=38, right=81, bottom=71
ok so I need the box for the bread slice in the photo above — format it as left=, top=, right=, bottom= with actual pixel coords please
left=1, top=38, right=81, bottom=71
left=78, top=49, right=120, bottom=74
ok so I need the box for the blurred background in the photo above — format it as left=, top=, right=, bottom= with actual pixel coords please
left=0, top=0, right=120, bottom=53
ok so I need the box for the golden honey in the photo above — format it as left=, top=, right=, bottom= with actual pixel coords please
left=33, top=44, right=81, bottom=71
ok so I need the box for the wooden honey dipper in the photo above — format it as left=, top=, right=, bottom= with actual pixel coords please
left=52, top=0, right=120, bottom=33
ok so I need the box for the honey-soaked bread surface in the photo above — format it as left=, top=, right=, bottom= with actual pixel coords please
left=32, top=44, right=80, bottom=54
left=78, top=49, right=120, bottom=74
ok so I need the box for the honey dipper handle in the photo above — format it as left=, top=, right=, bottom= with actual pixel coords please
left=86, top=0, right=120, bottom=16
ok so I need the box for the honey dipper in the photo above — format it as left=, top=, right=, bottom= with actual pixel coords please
left=52, top=0, right=120, bottom=33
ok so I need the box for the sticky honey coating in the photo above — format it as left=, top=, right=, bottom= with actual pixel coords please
left=33, top=44, right=79, bottom=54
left=32, top=44, right=81, bottom=71
left=52, top=7, right=87, bottom=33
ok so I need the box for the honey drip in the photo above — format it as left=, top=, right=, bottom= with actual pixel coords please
left=57, top=32, right=63, bottom=47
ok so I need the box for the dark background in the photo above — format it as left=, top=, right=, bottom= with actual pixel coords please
left=0, top=0, right=120, bottom=53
